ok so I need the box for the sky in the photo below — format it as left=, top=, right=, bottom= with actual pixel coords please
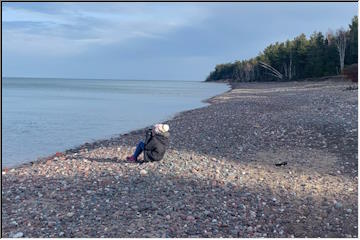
left=2, top=2, right=358, bottom=81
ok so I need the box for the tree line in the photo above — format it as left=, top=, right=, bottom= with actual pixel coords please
left=206, top=16, right=358, bottom=82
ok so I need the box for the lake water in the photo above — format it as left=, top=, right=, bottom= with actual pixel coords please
left=2, top=77, right=229, bottom=167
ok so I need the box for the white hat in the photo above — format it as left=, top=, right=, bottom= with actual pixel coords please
left=155, top=124, right=169, bottom=133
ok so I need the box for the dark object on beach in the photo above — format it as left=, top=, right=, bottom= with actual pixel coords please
left=342, top=64, right=358, bottom=83
left=344, top=86, right=358, bottom=91
left=275, top=161, right=287, bottom=167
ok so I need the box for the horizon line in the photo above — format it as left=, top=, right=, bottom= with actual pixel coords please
left=2, top=76, right=205, bottom=82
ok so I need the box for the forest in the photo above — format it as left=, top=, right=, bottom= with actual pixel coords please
left=206, top=16, right=358, bottom=82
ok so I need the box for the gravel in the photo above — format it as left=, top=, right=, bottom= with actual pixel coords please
left=2, top=78, right=357, bottom=237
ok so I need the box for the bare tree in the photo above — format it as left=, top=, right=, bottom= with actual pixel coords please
left=259, top=61, right=283, bottom=80
left=243, top=62, right=253, bottom=82
left=335, top=28, right=347, bottom=72
left=289, top=48, right=293, bottom=80
left=282, top=50, right=293, bottom=80
left=326, top=30, right=333, bottom=44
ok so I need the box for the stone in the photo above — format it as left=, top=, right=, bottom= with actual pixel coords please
left=10, top=232, right=24, bottom=238
left=204, top=210, right=211, bottom=216
left=48, top=221, right=56, bottom=227
left=238, top=204, right=246, bottom=210
left=10, top=221, right=18, bottom=226
left=67, top=212, right=74, bottom=217
left=334, top=201, right=343, bottom=209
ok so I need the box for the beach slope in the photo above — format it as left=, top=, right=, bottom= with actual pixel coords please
left=2, top=77, right=358, bottom=237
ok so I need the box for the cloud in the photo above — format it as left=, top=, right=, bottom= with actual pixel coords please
left=2, top=3, right=211, bottom=56
left=2, top=2, right=357, bottom=80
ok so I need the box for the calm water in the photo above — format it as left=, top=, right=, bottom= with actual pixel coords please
left=2, top=77, right=229, bottom=167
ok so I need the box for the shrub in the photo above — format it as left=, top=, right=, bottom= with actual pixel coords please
left=342, top=64, right=358, bottom=83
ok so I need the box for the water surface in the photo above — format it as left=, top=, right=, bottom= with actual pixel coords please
left=3, top=77, right=229, bottom=167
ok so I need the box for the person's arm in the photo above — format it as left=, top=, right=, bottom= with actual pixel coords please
left=144, top=134, right=158, bottom=151
left=145, top=129, right=153, bottom=145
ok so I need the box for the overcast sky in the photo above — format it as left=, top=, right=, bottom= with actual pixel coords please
left=2, top=2, right=358, bottom=81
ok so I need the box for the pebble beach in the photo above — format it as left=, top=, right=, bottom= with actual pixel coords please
left=2, top=76, right=358, bottom=238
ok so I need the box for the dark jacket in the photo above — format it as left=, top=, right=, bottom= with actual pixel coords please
left=143, top=129, right=170, bottom=162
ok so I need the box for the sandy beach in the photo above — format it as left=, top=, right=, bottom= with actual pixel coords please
left=2, top=76, right=358, bottom=237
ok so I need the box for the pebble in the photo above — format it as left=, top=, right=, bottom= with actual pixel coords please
left=48, top=221, right=56, bottom=227
left=67, top=212, right=74, bottom=217
left=10, top=221, right=18, bottom=226
left=140, top=169, right=148, bottom=176
left=238, top=204, right=246, bottom=210
left=334, top=201, right=343, bottom=209
left=10, top=232, right=23, bottom=238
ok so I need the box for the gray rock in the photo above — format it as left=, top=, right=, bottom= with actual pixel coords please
left=334, top=201, right=343, bottom=209
left=10, top=232, right=24, bottom=238
left=204, top=210, right=211, bottom=216
left=67, top=212, right=74, bottom=217
left=250, top=210, right=256, bottom=219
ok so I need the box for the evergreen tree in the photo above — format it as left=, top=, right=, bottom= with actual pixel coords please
left=205, top=16, right=358, bottom=82
left=345, top=16, right=358, bottom=65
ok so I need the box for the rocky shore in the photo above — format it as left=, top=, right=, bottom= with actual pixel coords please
left=2, top=77, right=358, bottom=237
